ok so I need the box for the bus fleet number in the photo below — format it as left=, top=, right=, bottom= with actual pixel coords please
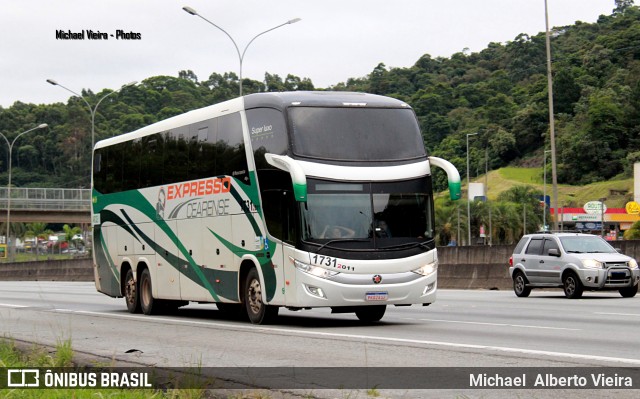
left=311, top=255, right=355, bottom=271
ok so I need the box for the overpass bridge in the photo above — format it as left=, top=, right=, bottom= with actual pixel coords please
left=0, top=188, right=91, bottom=224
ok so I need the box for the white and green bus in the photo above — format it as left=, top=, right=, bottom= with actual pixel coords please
left=92, top=91, right=461, bottom=324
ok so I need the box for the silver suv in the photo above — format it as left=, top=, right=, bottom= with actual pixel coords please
left=509, top=233, right=639, bottom=298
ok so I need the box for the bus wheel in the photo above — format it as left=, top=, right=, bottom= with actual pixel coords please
left=124, top=269, right=140, bottom=313
left=139, top=268, right=157, bottom=315
left=355, top=305, right=386, bottom=322
left=244, top=267, right=278, bottom=324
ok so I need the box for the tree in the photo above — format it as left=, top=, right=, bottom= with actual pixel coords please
left=62, top=224, right=82, bottom=250
left=24, top=222, right=53, bottom=258
left=614, top=0, right=635, bottom=14
left=623, top=220, right=640, bottom=240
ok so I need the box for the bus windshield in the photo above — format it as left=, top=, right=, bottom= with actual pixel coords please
left=300, top=178, right=434, bottom=250
left=288, top=107, right=426, bottom=162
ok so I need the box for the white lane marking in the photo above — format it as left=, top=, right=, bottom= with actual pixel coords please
left=44, top=308, right=640, bottom=366
left=403, top=317, right=580, bottom=331
left=0, top=303, right=29, bottom=308
left=594, top=312, right=640, bottom=317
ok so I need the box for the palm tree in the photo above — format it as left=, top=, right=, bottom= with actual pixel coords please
left=491, top=202, right=522, bottom=244
left=24, top=222, right=53, bottom=260
left=435, top=201, right=460, bottom=246
left=62, top=224, right=83, bottom=253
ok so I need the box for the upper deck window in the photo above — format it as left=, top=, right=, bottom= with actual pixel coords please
left=289, top=107, right=426, bottom=162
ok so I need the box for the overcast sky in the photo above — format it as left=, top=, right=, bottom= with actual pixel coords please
left=0, top=0, right=617, bottom=108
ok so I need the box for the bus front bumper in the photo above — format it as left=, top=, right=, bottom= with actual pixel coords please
left=289, top=268, right=437, bottom=308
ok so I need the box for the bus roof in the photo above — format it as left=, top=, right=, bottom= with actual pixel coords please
left=243, top=91, right=411, bottom=109
left=94, top=91, right=411, bottom=150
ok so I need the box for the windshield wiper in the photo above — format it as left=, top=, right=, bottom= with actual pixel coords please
left=566, top=250, right=584, bottom=253
left=314, top=238, right=370, bottom=253
left=378, top=241, right=430, bottom=251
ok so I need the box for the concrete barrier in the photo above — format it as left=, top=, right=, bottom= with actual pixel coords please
left=0, top=258, right=93, bottom=281
left=437, top=244, right=515, bottom=290
left=1, top=241, right=639, bottom=290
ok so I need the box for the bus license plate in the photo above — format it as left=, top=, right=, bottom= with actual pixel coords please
left=366, top=292, right=388, bottom=301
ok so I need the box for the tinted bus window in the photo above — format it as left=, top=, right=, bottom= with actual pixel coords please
left=94, top=112, right=250, bottom=194
left=217, top=113, right=249, bottom=184
left=288, top=107, right=425, bottom=162
left=246, top=108, right=288, bottom=170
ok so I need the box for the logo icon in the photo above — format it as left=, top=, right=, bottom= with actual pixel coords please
left=372, top=274, right=382, bottom=284
left=7, top=369, right=40, bottom=387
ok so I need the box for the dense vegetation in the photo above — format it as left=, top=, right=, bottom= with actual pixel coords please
left=0, top=2, right=638, bottom=244
left=335, top=2, right=640, bottom=189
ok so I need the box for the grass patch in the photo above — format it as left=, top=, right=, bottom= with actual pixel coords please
left=0, top=338, right=208, bottom=399
left=498, top=167, right=543, bottom=184
left=466, top=167, right=633, bottom=208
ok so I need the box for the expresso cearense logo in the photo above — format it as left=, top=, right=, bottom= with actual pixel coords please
left=167, top=177, right=231, bottom=200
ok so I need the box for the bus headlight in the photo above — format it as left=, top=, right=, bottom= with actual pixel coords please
left=292, top=258, right=340, bottom=279
left=582, top=259, right=604, bottom=269
left=412, top=261, right=437, bottom=276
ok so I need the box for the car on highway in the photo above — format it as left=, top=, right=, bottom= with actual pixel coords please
left=509, top=232, right=640, bottom=298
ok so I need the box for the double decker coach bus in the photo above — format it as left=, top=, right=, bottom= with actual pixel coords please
left=92, top=91, right=461, bottom=324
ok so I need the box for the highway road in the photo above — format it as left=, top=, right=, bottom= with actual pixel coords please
left=0, top=281, right=639, bottom=397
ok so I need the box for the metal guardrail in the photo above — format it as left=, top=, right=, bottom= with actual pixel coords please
left=0, top=188, right=91, bottom=211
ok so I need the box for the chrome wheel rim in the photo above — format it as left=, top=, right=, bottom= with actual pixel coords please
left=515, top=275, right=525, bottom=294
left=565, top=277, right=576, bottom=295
left=125, top=275, right=136, bottom=305
left=247, top=278, right=262, bottom=315
left=142, top=277, right=151, bottom=306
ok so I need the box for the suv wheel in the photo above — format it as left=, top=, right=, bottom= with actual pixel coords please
left=513, top=271, right=531, bottom=297
left=563, top=271, right=583, bottom=299
left=619, top=284, right=638, bottom=298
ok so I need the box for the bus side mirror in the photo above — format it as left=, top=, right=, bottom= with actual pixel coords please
left=264, top=154, right=307, bottom=202
left=428, top=156, right=461, bottom=200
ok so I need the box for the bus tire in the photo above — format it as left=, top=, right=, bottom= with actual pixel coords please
left=244, top=267, right=278, bottom=324
left=124, top=268, right=140, bottom=314
left=355, top=305, right=386, bottom=322
left=139, top=268, right=157, bottom=315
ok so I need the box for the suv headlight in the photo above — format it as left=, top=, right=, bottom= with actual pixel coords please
left=292, top=258, right=340, bottom=279
left=629, top=259, right=638, bottom=269
left=412, top=261, right=438, bottom=276
left=582, top=259, right=604, bottom=269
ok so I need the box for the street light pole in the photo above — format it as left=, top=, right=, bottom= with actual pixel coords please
left=46, top=79, right=137, bottom=154
left=466, top=132, right=478, bottom=245
left=0, top=124, right=48, bottom=258
left=544, top=0, right=559, bottom=231
left=543, top=149, right=551, bottom=230
left=182, top=6, right=301, bottom=97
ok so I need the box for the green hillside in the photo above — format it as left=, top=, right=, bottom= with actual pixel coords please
left=471, top=167, right=633, bottom=208
left=1, top=3, right=639, bottom=191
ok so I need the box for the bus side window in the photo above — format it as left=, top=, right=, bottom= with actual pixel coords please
left=262, top=189, right=296, bottom=244
left=217, top=113, right=249, bottom=183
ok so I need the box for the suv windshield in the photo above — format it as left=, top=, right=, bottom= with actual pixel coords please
left=300, top=178, right=434, bottom=250
left=559, top=236, right=617, bottom=254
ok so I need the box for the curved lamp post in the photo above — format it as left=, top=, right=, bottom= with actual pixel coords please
left=182, top=6, right=300, bottom=97
left=544, top=0, right=559, bottom=231
left=0, top=123, right=49, bottom=258
left=46, top=79, right=137, bottom=152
